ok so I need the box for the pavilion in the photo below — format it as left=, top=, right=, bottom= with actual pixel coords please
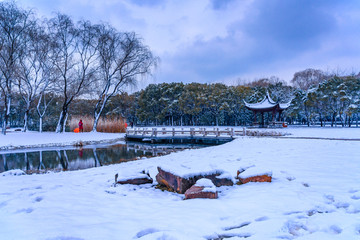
left=244, top=93, right=291, bottom=127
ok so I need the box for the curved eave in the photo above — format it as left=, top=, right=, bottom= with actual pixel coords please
left=243, top=96, right=278, bottom=110
left=279, top=102, right=291, bottom=110
left=244, top=95, right=291, bottom=111
left=245, top=104, right=280, bottom=112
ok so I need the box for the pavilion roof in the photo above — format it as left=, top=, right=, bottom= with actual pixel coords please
left=244, top=93, right=291, bottom=111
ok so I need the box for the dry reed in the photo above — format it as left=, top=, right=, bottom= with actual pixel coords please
left=69, top=115, right=127, bottom=133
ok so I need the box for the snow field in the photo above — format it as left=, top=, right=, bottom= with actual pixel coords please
left=0, top=127, right=360, bottom=239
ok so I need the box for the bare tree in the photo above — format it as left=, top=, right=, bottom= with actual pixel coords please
left=15, top=22, right=53, bottom=132
left=48, top=14, right=98, bottom=133
left=291, top=68, right=329, bottom=90
left=92, top=25, right=157, bottom=132
left=0, top=1, right=34, bottom=134
left=36, top=91, right=54, bottom=132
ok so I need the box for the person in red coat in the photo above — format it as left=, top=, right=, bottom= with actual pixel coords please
left=78, top=119, right=84, bottom=132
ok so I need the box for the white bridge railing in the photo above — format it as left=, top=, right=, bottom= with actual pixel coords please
left=126, top=127, right=246, bottom=138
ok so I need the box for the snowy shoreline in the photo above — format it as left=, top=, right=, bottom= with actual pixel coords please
left=1, top=126, right=360, bottom=239
left=0, top=131, right=125, bottom=151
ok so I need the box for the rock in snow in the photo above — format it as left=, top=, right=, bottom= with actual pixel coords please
left=156, top=167, right=233, bottom=194
left=236, top=166, right=272, bottom=184
left=238, top=174, right=272, bottom=184
left=184, top=178, right=218, bottom=200
left=115, top=170, right=153, bottom=185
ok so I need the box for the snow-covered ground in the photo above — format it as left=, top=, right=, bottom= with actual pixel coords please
left=1, top=126, right=360, bottom=239
left=0, top=130, right=125, bottom=150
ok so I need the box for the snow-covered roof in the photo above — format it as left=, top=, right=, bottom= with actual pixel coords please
left=244, top=93, right=290, bottom=111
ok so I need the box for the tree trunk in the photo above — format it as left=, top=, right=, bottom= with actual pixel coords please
left=25, top=152, right=29, bottom=171
left=39, top=117, right=43, bottom=133
left=23, top=109, right=30, bottom=132
left=339, top=113, right=344, bottom=127
left=348, top=116, right=351, bottom=127
left=62, top=113, right=68, bottom=132
left=319, top=113, right=323, bottom=127
left=2, top=120, right=6, bottom=135
left=38, top=150, right=43, bottom=170
left=92, top=94, right=109, bottom=132
left=2, top=96, right=11, bottom=135
left=3, top=155, right=8, bottom=172
left=56, top=110, right=68, bottom=133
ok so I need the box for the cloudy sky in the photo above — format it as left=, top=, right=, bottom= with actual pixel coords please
left=15, top=0, right=360, bottom=87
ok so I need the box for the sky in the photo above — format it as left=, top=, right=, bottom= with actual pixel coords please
left=13, top=0, right=360, bottom=88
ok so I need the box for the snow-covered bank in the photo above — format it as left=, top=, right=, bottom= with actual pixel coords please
left=1, top=126, right=359, bottom=151
left=0, top=131, right=125, bottom=150
left=261, top=126, right=360, bottom=140
left=1, top=128, right=359, bottom=239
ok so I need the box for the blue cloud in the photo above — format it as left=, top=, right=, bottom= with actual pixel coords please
left=129, top=0, right=165, bottom=7
left=244, top=0, right=337, bottom=50
left=210, top=0, right=236, bottom=10
left=157, top=0, right=360, bottom=83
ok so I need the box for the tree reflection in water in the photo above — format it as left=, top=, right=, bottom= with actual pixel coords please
left=0, top=143, right=204, bottom=173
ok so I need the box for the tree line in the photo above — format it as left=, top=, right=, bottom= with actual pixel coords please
left=9, top=68, right=358, bottom=131
left=131, top=72, right=359, bottom=127
left=0, top=1, right=157, bottom=134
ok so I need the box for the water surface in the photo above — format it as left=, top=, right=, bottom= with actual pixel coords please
left=0, top=142, right=204, bottom=174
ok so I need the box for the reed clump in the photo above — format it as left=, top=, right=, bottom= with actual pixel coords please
left=69, top=115, right=127, bottom=133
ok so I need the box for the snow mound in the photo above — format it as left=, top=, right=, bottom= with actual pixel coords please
left=1, top=169, right=26, bottom=177
left=159, top=163, right=224, bottom=179
left=238, top=166, right=272, bottom=179
left=195, top=178, right=217, bottom=193
left=116, top=170, right=151, bottom=182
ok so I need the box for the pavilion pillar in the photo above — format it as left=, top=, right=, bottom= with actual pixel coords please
left=278, top=110, right=283, bottom=122
left=253, top=110, right=257, bottom=125
left=261, top=112, right=265, bottom=127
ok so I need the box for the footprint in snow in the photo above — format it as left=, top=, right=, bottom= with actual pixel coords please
left=335, top=201, right=350, bottom=209
left=351, top=195, right=360, bottom=200
left=134, top=228, right=160, bottom=238
left=255, top=216, right=269, bottom=222
left=223, top=221, right=251, bottom=231
left=283, top=211, right=302, bottom=216
left=328, top=225, right=342, bottom=234
left=33, top=196, right=43, bottom=202
left=286, top=176, right=296, bottom=181
left=356, top=225, right=360, bottom=235
left=105, top=190, right=116, bottom=194
left=46, top=237, right=84, bottom=240
left=0, top=201, right=7, bottom=208
left=15, top=208, right=33, bottom=214
left=207, top=233, right=252, bottom=239
left=324, top=194, right=335, bottom=203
